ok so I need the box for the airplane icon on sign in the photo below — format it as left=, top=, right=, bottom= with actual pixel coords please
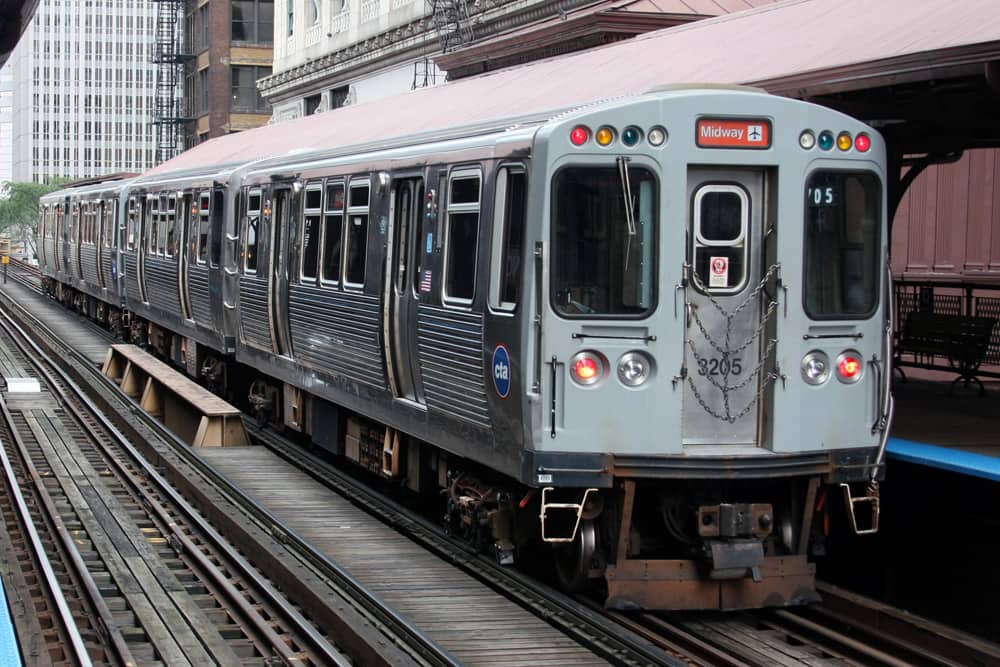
left=748, top=125, right=763, bottom=142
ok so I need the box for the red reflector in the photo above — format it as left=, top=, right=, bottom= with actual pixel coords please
left=838, top=356, right=861, bottom=379
left=570, top=126, right=590, bottom=146
left=855, top=133, right=871, bottom=152
left=574, top=357, right=599, bottom=380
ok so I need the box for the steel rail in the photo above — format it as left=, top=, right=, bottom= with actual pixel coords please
left=0, top=306, right=355, bottom=667
left=0, top=282, right=459, bottom=667
left=0, top=393, right=112, bottom=667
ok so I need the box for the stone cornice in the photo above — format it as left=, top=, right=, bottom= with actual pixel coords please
left=258, top=0, right=598, bottom=103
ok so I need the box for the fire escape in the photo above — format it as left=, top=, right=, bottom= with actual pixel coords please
left=413, top=0, right=475, bottom=88
left=150, top=0, right=187, bottom=163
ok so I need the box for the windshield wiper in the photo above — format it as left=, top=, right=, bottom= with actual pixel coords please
left=617, top=156, right=638, bottom=271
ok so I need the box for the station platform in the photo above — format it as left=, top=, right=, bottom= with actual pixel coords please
left=0, top=279, right=111, bottom=367
left=888, top=369, right=1000, bottom=481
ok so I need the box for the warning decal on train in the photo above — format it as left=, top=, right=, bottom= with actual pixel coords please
left=696, top=118, right=771, bottom=149
left=492, top=344, right=511, bottom=399
left=709, top=256, right=729, bottom=288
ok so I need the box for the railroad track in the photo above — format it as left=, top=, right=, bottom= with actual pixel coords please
left=3, top=262, right=999, bottom=666
left=0, top=305, right=360, bottom=665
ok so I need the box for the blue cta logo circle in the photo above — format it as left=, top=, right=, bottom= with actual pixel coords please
left=492, top=344, right=511, bottom=399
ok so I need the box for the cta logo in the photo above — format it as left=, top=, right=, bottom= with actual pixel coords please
left=492, top=344, right=511, bottom=399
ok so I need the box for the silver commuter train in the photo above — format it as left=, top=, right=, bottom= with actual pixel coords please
left=39, top=86, right=892, bottom=610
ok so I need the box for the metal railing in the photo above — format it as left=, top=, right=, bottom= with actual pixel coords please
left=893, top=278, right=1000, bottom=378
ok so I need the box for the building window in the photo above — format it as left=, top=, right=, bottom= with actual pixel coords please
left=199, top=68, right=209, bottom=113
left=330, top=85, right=349, bottom=109
left=232, top=0, right=274, bottom=44
left=304, top=93, right=321, bottom=115
left=231, top=66, right=272, bottom=113
left=200, top=5, right=209, bottom=49
left=287, top=1, right=293, bottom=36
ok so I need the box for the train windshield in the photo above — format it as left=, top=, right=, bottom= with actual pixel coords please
left=803, top=171, right=881, bottom=318
left=551, top=165, right=656, bottom=317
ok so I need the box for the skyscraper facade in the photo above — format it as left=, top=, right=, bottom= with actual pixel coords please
left=0, top=65, right=13, bottom=184
left=9, top=0, right=158, bottom=182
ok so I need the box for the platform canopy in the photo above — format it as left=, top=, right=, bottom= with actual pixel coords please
left=148, top=0, right=1000, bottom=177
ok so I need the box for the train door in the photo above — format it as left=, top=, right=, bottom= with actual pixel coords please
left=682, top=167, right=772, bottom=446
left=268, top=187, right=293, bottom=356
left=382, top=175, right=426, bottom=403
left=96, top=201, right=106, bottom=288
left=178, top=192, right=193, bottom=320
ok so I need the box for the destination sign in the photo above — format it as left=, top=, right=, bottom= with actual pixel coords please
left=696, top=118, right=771, bottom=149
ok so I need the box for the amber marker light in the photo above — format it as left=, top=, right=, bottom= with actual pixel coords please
left=837, top=132, right=853, bottom=151
left=595, top=126, right=615, bottom=147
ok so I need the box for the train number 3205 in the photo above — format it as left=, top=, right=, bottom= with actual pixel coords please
left=697, top=357, right=743, bottom=376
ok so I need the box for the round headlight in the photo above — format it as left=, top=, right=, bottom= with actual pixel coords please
left=617, top=351, right=653, bottom=387
left=799, top=130, right=816, bottom=150
left=801, top=350, right=831, bottom=385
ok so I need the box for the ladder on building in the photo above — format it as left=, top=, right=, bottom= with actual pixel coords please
left=150, top=0, right=187, bottom=164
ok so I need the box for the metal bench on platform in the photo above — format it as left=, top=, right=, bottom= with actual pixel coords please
left=894, top=311, right=997, bottom=394
left=102, top=344, right=249, bottom=447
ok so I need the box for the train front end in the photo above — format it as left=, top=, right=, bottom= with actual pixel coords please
left=526, top=88, right=890, bottom=609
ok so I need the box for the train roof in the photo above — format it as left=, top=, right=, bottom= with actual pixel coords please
left=144, top=0, right=999, bottom=179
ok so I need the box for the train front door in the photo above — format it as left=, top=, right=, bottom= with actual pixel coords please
left=383, top=175, right=426, bottom=404
left=682, top=167, right=774, bottom=447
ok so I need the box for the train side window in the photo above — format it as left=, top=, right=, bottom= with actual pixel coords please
left=344, top=179, right=369, bottom=287
left=489, top=166, right=526, bottom=311
left=210, top=190, right=223, bottom=267
left=321, top=181, right=344, bottom=285
left=245, top=189, right=261, bottom=274
left=147, top=196, right=158, bottom=255
left=691, top=184, right=749, bottom=294
left=166, top=196, right=176, bottom=257
left=197, top=192, right=211, bottom=264
left=444, top=169, right=481, bottom=305
left=301, top=184, right=322, bottom=282
left=127, top=197, right=138, bottom=251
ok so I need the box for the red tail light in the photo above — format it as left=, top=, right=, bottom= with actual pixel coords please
left=570, top=351, right=604, bottom=386
left=836, top=352, right=863, bottom=383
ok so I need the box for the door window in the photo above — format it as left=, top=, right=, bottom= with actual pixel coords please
left=692, top=184, right=749, bottom=294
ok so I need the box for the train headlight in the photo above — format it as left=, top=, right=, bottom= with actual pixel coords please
left=836, top=350, right=864, bottom=384
left=570, top=351, right=605, bottom=386
left=799, top=130, right=815, bottom=150
left=801, top=351, right=831, bottom=385
left=617, top=352, right=652, bottom=387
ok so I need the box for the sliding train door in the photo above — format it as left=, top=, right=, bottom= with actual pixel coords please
left=382, top=174, right=426, bottom=404
left=239, top=185, right=293, bottom=356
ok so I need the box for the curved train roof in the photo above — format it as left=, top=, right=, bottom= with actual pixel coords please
left=145, top=0, right=1000, bottom=180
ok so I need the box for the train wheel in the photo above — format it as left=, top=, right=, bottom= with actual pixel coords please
left=553, top=518, right=597, bottom=593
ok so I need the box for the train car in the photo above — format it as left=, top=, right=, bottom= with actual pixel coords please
left=223, top=86, right=891, bottom=610
left=39, top=85, right=892, bottom=610
left=39, top=174, right=134, bottom=333
left=116, top=164, right=247, bottom=379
